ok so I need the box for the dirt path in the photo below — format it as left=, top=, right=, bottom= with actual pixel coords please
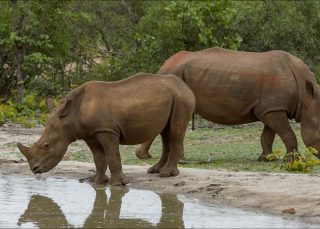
left=1, top=126, right=320, bottom=224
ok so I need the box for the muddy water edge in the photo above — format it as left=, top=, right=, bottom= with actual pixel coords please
left=0, top=173, right=319, bottom=228
left=1, top=125, right=320, bottom=227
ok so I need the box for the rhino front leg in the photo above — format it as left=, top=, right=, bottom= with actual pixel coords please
left=96, top=132, right=129, bottom=186
left=83, top=140, right=109, bottom=184
left=258, top=125, right=276, bottom=161
left=261, top=111, right=298, bottom=162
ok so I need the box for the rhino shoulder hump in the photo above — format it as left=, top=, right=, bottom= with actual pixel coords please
left=199, top=47, right=227, bottom=54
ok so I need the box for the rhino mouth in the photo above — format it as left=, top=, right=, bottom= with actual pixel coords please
left=31, top=164, right=51, bottom=174
left=31, top=166, right=43, bottom=174
left=31, top=158, right=61, bottom=174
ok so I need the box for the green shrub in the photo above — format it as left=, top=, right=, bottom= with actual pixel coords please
left=23, top=93, right=37, bottom=109
left=265, top=149, right=283, bottom=161
left=266, top=147, right=320, bottom=173
left=39, top=99, right=47, bottom=112
left=0, top=102, right=17, bottom=124
left=0, top=91, right=60, bottom=127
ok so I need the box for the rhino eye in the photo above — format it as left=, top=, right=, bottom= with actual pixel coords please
left=42, top=142, right=49, bottom=149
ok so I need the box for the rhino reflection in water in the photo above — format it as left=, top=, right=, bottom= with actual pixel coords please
left=137, top=48, right=320, bottom=161
left=17, top=73, right=195, bottom=185
left=18, top=187, right=184, bottom=228
left=18, top=195, right=71, bottom=228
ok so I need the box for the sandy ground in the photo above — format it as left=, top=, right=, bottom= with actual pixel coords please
left=1, top=125, right=320, bottom=225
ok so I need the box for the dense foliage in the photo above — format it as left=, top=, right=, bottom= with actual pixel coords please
left=1, top=0, right=320, bottom=126
left=266, top=148, right=320, bottom=173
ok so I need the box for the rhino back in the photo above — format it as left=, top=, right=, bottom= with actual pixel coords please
left=158, top=49, right=307, bottom=124
left=77, top=74, right=191, bottom=144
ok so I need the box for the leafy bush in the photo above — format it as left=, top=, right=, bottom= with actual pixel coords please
left=266, top=148, right=320, bottom=173
left=0, top=92, right=59, bottom=127
left=265, top=149, right=283, bottom=161
left=0, top=101, right=16, bottom=124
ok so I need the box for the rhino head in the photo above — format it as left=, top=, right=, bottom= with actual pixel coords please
left=301, top=80, right=320, bottom=157
left=17, top=99, right=74, bottom=174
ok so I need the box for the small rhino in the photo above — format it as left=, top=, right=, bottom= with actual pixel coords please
left=17, top=73, right=195, bottom=185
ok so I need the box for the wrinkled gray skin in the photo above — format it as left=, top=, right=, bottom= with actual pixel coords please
left=17, top=73, right=195, bottom=185
left=136, top=48, right=320, bottom=161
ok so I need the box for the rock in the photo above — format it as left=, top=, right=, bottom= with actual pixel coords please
left=206, top=183, right=221, bottom=191
left=13, top=158, right=25, bottom=163
left=282, top=208, right=296, bottom=214
left=207, top=183, right=221, bottom=187
left=187, top=190, right=199, bottom=193
left=173, top=181, right=186, bottom=187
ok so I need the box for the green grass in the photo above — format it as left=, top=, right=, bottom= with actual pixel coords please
left=68, top=150, right=93, bottom=162
left=66, top=121, right=320, bottom=174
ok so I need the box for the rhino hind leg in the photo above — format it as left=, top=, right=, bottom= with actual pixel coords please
left=157, top=101, right=192, bottom=177
left=83, top=140, right=109, bottom=184
left=135, top=138, right=154, bottom=159
left=261, top=111, right=298, bottom=162
left=147, top=129, right=170, bottom=174
left=158, top=135, right=183, bottom=177
left=96, top=133, right=129, bottom=186
left=258, top=125, right=276, bottom=161
left=148, top=127, right=181, bottom=177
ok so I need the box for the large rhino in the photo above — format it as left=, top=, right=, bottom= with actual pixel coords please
left=17, top=73, right=195, bottom=185
left=136, top=48, right=320, bottom=162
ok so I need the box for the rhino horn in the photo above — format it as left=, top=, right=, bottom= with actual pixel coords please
left=17, top=143, right=32, bottom=160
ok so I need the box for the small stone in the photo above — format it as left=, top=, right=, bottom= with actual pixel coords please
left=187, top=190, right=199, bottom=193
left=282, top=208, right=296, bottom=214
left=207, top=183, right=221, bottom=187
left=173, top=181, right=186, bottom=187
left=13, top=158, right=25, bottom=163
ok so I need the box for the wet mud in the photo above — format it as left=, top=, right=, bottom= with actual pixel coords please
left=0, top=175, right=318, bottom=228
left=1, top=126, right=320, bottom=226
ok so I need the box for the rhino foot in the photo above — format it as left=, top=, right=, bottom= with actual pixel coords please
left=91, top=175, right=109, bottom=184
left=258, top=154, right=269, bottom=162
left=258, top=153, right=272, bottom=162
left=147, top=164, right=162, bottom=173
left=159, top=167, right=179, bottom=177
left=79, top=174, right=109, bottom=184
left=284, top=154, right=295, bottom=163
left=110, top=173, right=130, bottom=186
left=135, top=149, right=152, bottom=159
left=178, top=157, right=189, bottom=164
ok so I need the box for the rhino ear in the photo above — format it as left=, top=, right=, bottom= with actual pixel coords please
left=305, top=80, right=315, bottom=99
left=58, top=99, right=72, bottom=117
left=45, top=97, right=55, bottom=114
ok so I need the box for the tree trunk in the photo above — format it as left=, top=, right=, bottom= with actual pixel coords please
left=16, top=45, right=26, bottom=105
left=12, top=0, right=27, bottom=105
